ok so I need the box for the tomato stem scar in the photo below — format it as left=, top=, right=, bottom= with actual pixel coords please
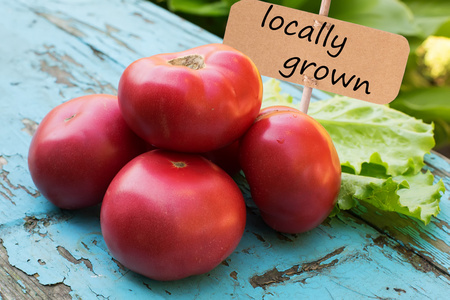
left=167, top=54, right=205, bottom=70
left=64, top=114, right=77, bottom=122
left=171, top=161, right=187, bottom=168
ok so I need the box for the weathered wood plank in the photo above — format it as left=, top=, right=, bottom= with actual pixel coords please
left=0, top=0, right=449, bottom=299
left=0, top=239, right=72, bottom=300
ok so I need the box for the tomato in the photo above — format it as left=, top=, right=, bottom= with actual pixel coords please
left=100, top=150, right=247, bottom=281
left=118, top=43, right=263, bottom=153
left=28, top=94, right=147, bottom=210
left=239, top=107, right=341, bottom=233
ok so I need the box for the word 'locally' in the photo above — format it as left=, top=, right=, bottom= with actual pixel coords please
left=261, top=4, right=347, bottom=58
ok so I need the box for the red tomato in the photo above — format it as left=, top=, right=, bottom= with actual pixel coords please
left=118, top=43, right=262, bottom=153
left=100, top=150, right=247, bottom=281
left=28, top=94, right=147, bottom=210
left=239, top=107, right=341, bottom=233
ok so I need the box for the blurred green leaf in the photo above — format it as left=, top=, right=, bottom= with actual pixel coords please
left=434, top=19, right=450, bottom=37
left=402, top=0, right=450, bottom=37
left=332, top=0, right=417, bottom=35
left=289, top=0, right=419, bottom=35
left=392, top=87, right=450, bottom=122
left=168, top=0, right=230, bottom=16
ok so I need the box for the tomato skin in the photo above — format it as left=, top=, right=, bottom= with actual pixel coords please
left=239, top=108, right=341, bottom=234
left=257, top=105, right=300, bottom=119
left=28, top=94, right=147, bottom=210
left=100, top=150, right=246, bottom=281
left=118, top=43, right=262, bottom=153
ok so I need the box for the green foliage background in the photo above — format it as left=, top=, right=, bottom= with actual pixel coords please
left=151, top=0, right=450, bottom=155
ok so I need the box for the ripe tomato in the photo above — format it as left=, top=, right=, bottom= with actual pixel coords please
left=239, top=106, right=341, bottom=233
left=118, top=43, right=262, bottom=153
left=100, top=150, right=247, bottom=281
left=28, top=94, right=147, bottom=210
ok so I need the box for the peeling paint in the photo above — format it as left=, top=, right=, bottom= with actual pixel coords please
left=35, top=12, right=86, bottom=38
left=394, top=287, right=407, bottom=294
left=230, top=271, right=238, bottom=281
left=0, top=239, right=72, bottom=299
left=0, top=157, right=7, bottom=169
left=253, top=232, right=266, bottom=243
left=111, top=257, right=127, bottom=276
left=132, top=12, right=155, bottom=24
left=1, top=171, right=40, bottom=199
left=57, top=246, right=95, bottom=274
left=250, top=247, right=345, bottom=289
left=1, top=169, right=40, bottom=206
left=393, top=244, right=449, bottom=278
left=39, top=60, right=76, bottom=87
left=371, top=232, right=450, bottom=278
left=36, top=10, right=136, bottom=54
left=276, top=233, right=294, bottom=242
left=21, top=119, right=39, bottom=136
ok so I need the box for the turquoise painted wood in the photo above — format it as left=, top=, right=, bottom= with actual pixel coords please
left=1, top=0, right=449, bottom=299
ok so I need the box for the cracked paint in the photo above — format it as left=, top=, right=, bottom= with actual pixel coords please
left=21, top=119, right=39, bottom=137
left=250, top=247, right=345, bottom=288
left=39, top=60, right=76, bottom=87
left=57, top=246, right=95, bottom=275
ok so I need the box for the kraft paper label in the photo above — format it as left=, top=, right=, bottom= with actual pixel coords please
left=223, top=0, right=410, bottom=104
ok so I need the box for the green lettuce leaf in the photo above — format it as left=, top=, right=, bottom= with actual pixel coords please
left=308, top=96, right=435, bottom=177
left=334, top=172, right=444, bottom=224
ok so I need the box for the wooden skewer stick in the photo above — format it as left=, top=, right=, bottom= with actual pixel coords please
left=299, top=0, right=331, bottom=114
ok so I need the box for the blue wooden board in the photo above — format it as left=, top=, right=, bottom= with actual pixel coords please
left=1, top=0, right=450, bottom=299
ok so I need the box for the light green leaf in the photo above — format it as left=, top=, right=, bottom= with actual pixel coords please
left=395, top=171, right=445, bottom=224
left=335, top=171, right=444, bottom=224
left=308, top=96, right=435, bottom=176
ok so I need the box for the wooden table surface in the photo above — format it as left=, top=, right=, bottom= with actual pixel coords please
left=1, top=0, right=449, bottom=299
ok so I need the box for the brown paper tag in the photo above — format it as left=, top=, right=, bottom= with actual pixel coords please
left=223, top=0, right=410, bottom=104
